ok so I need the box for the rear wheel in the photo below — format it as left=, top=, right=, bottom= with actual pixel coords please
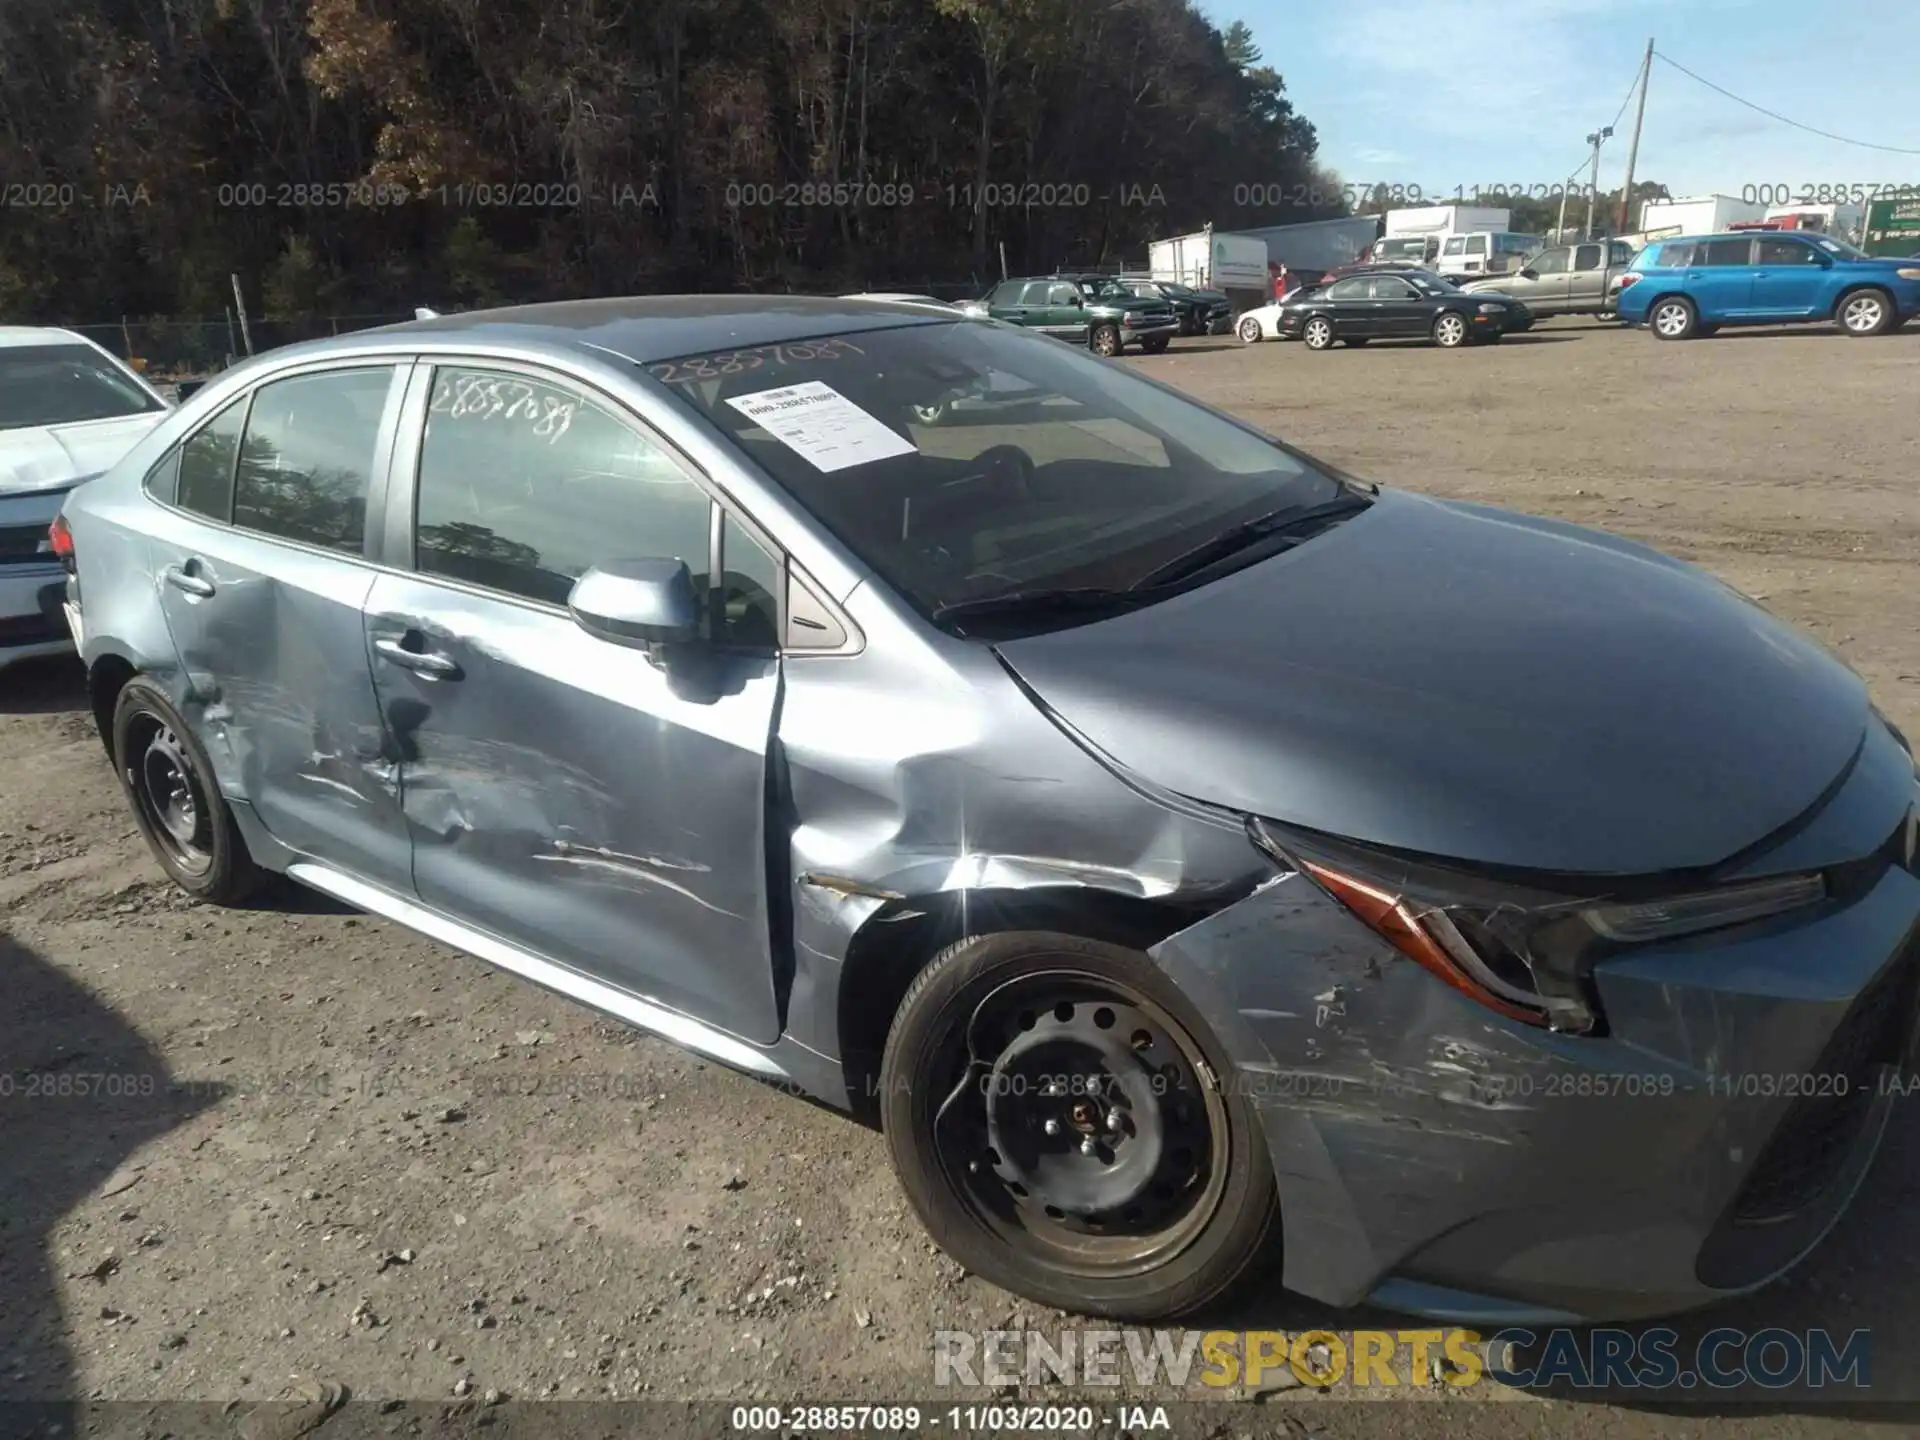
left=1432, top=312, right=1470, bottom=347
left=112, top=678, right=263, bottom=905
left=1650, top=296, right=1697, bottom=340
left=1090, top=324, right=1121, bottom=357
left=880, top=932, right=1277, bottom=1320
left=1836, top=288, right=1894, bottom=337
left=1302, top=316, right=1335, bottom=351
left=1238, top=316, right=1263, bottom=345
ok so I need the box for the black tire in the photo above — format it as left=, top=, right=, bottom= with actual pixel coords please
left=1649, top=295, right=1697, bottom=341
left=1141, top=334, right=1171, bottom=354
left=112, top=677, right=263, bottom=905
left=1089, top=323, right=1121, bottom=357
left=880, top=931, right=1278, bottom=1320
left=1835, top=287, right=1895, bottom=337
left=1302, top=315, right=1336, bottom=351
left=1431, top=311, right=1470, bottom=348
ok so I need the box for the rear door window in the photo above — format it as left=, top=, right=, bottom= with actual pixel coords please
left=1655, top=242, right=1694, bottom=267
left=1465, top=235, right=1488, bottom=257
left=150, top=395, right=249, bottom=519
left=1325, top=277, right=1369, bottom=301
left=231, top=368, right=396, bottom=554
left=1574, top=244, right=1602, bottom=271
left=1699, top=238, right=1753, bottom=266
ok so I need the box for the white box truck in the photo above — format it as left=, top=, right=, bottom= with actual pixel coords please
left=1148, top=229, right=1271, bottom=291
left=1383, top=204, right=1511, bottom=237
left=1637, top=194, right=1766, bottom=235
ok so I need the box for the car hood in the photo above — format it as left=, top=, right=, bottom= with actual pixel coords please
left=995, top=488, right=1872, bottom=876
left=0, top=412, right=166, bottom=496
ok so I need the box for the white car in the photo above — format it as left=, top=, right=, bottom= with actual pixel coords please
left=1235, top=303, right=1290, bottom=344
left=1, top=327, right=172, bottom=668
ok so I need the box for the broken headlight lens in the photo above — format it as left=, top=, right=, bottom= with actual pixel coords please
left=1250, top=820, right=1830, bottom=1036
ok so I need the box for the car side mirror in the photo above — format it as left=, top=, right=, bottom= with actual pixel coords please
left=173, top=378, right=206, bottom=402
left=1518, top=268, right=1538, bottom=280
left=568, top=557, right=701, bottom=664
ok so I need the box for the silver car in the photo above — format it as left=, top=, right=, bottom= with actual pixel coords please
left=1, top=327, right=171, bottom=667
left=58, top=297, right=1920, bottom=1325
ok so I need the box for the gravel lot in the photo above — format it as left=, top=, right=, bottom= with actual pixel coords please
left=3, top=317, right=1918, bottom=1439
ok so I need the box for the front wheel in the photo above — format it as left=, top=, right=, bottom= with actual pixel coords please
left=1650, top=296, right=1697, bottom=340
left=1302, top=316, right=1336, bottom=350
left=1238, top=316, right=1263, bottom=345
left=1089, top=323, right=1121, bottom=357
left=880, top=932, right=1278, bottom=1320
left=112, top=677, right=263, bottom=904
left=1836, top=288, right=1894, bottom=337
left=1432, top=311, right=1470, bottom=347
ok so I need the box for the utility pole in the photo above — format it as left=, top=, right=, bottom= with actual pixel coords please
left=1583, top=126, right=1612, bottom=238
left=1616, top=38, right=1654, bottom=234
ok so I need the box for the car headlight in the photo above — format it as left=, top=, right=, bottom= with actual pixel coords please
left=1250, top=820, right=1829, bottom=1034
left=1897, top=267, right=1920, bottom=280
left=1477, top=302, right=1505, bottom=314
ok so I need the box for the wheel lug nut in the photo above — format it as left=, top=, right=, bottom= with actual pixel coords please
left=1105, top=1109, right=1123, bottom=1131
left=1043, top=1119, right=1062, bottom=1137
left=1079, top=1137, right=1097, bottom=1157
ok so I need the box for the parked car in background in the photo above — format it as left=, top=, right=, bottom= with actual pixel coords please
left=980, top=274, right=1178, bottom=355
left=1362, top=234, right=1438, bottom=267
left=56, top=296, right=1920, bottom=1326
left=1268, top=268, right=1530, bottom=349
left=1119, top=278, right=1233, bottom=336
left=1615, top=231, right=1920, bottom=339
left=1461, top=239, right=1639, bottom=317
left=1, top=326, right=172, bottom=668
left=1434, top=230, right=1546, bottom=280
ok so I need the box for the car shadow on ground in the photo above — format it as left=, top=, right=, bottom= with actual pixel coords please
left=0, top=935, right=223, bottom=1417
left=0, top=656, right=87, bottom=716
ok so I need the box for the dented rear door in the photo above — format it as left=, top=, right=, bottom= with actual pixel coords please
left=145, top=361, right=412, bottom=879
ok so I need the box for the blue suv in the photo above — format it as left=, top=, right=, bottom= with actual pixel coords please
left=1616, top=231, right=1920, bottom=340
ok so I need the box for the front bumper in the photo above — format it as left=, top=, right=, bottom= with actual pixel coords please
left=1121, top=320, right=1179, bottom=347
left=1149, top=808, right=1920, bottom=1322
left=0, top=562, right=74, bottom=667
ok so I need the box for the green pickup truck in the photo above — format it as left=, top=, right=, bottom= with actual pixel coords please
left=971, top=274, right=1179, bottom=355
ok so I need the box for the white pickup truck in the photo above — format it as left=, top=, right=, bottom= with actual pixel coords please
left=1459, top=238, right=1639, bottom=317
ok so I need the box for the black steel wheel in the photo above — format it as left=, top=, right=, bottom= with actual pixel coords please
left=881, top=931, right=1277, bottom=1319
left=112, top=677, right=263, bottom=904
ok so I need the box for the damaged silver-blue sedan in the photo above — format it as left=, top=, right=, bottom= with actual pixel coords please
left=53, top=297, right=1920, bottom=1324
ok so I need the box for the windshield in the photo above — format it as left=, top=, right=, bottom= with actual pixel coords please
left=1377, top=237, right=1428, bottom=259
left=1160, top=283, right=1195, bottom=297
left=0, top=343, right=164, bottom=431
left=1402, top=271, right=1458, bottom=294
left=649, top=321, right=1343, bottom=619
left=1813, top=236, right=1870, bottom=260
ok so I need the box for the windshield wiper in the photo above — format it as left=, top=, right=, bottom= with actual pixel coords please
left=930, top=586, right=1151, bottom=632
left=1129, top=491, right=1375, bottom=591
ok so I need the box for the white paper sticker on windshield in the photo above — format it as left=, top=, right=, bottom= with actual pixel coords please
left=725, top=380, right=916, bottom=473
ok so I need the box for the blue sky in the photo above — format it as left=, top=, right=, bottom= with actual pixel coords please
left=1228, top=0, right=1917, bottom=202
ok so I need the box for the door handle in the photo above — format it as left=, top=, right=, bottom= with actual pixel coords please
left=161, top=563, right=215, bottom=598
left=373, top=636, right=461, bottom=679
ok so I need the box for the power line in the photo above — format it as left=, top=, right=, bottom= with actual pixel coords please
left=1654, top=51, right=1920, bottom=155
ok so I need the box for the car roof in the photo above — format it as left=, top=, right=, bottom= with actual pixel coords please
left=352, top=295, right=956, bottom=365
left=0, top=325, right=92, bottom=350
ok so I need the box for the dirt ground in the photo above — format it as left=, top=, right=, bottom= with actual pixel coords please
left=3, top=317, right=1919, bottom=1439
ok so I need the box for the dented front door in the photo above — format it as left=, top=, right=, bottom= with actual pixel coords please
left=363, top=572, right=784, bottom=1042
